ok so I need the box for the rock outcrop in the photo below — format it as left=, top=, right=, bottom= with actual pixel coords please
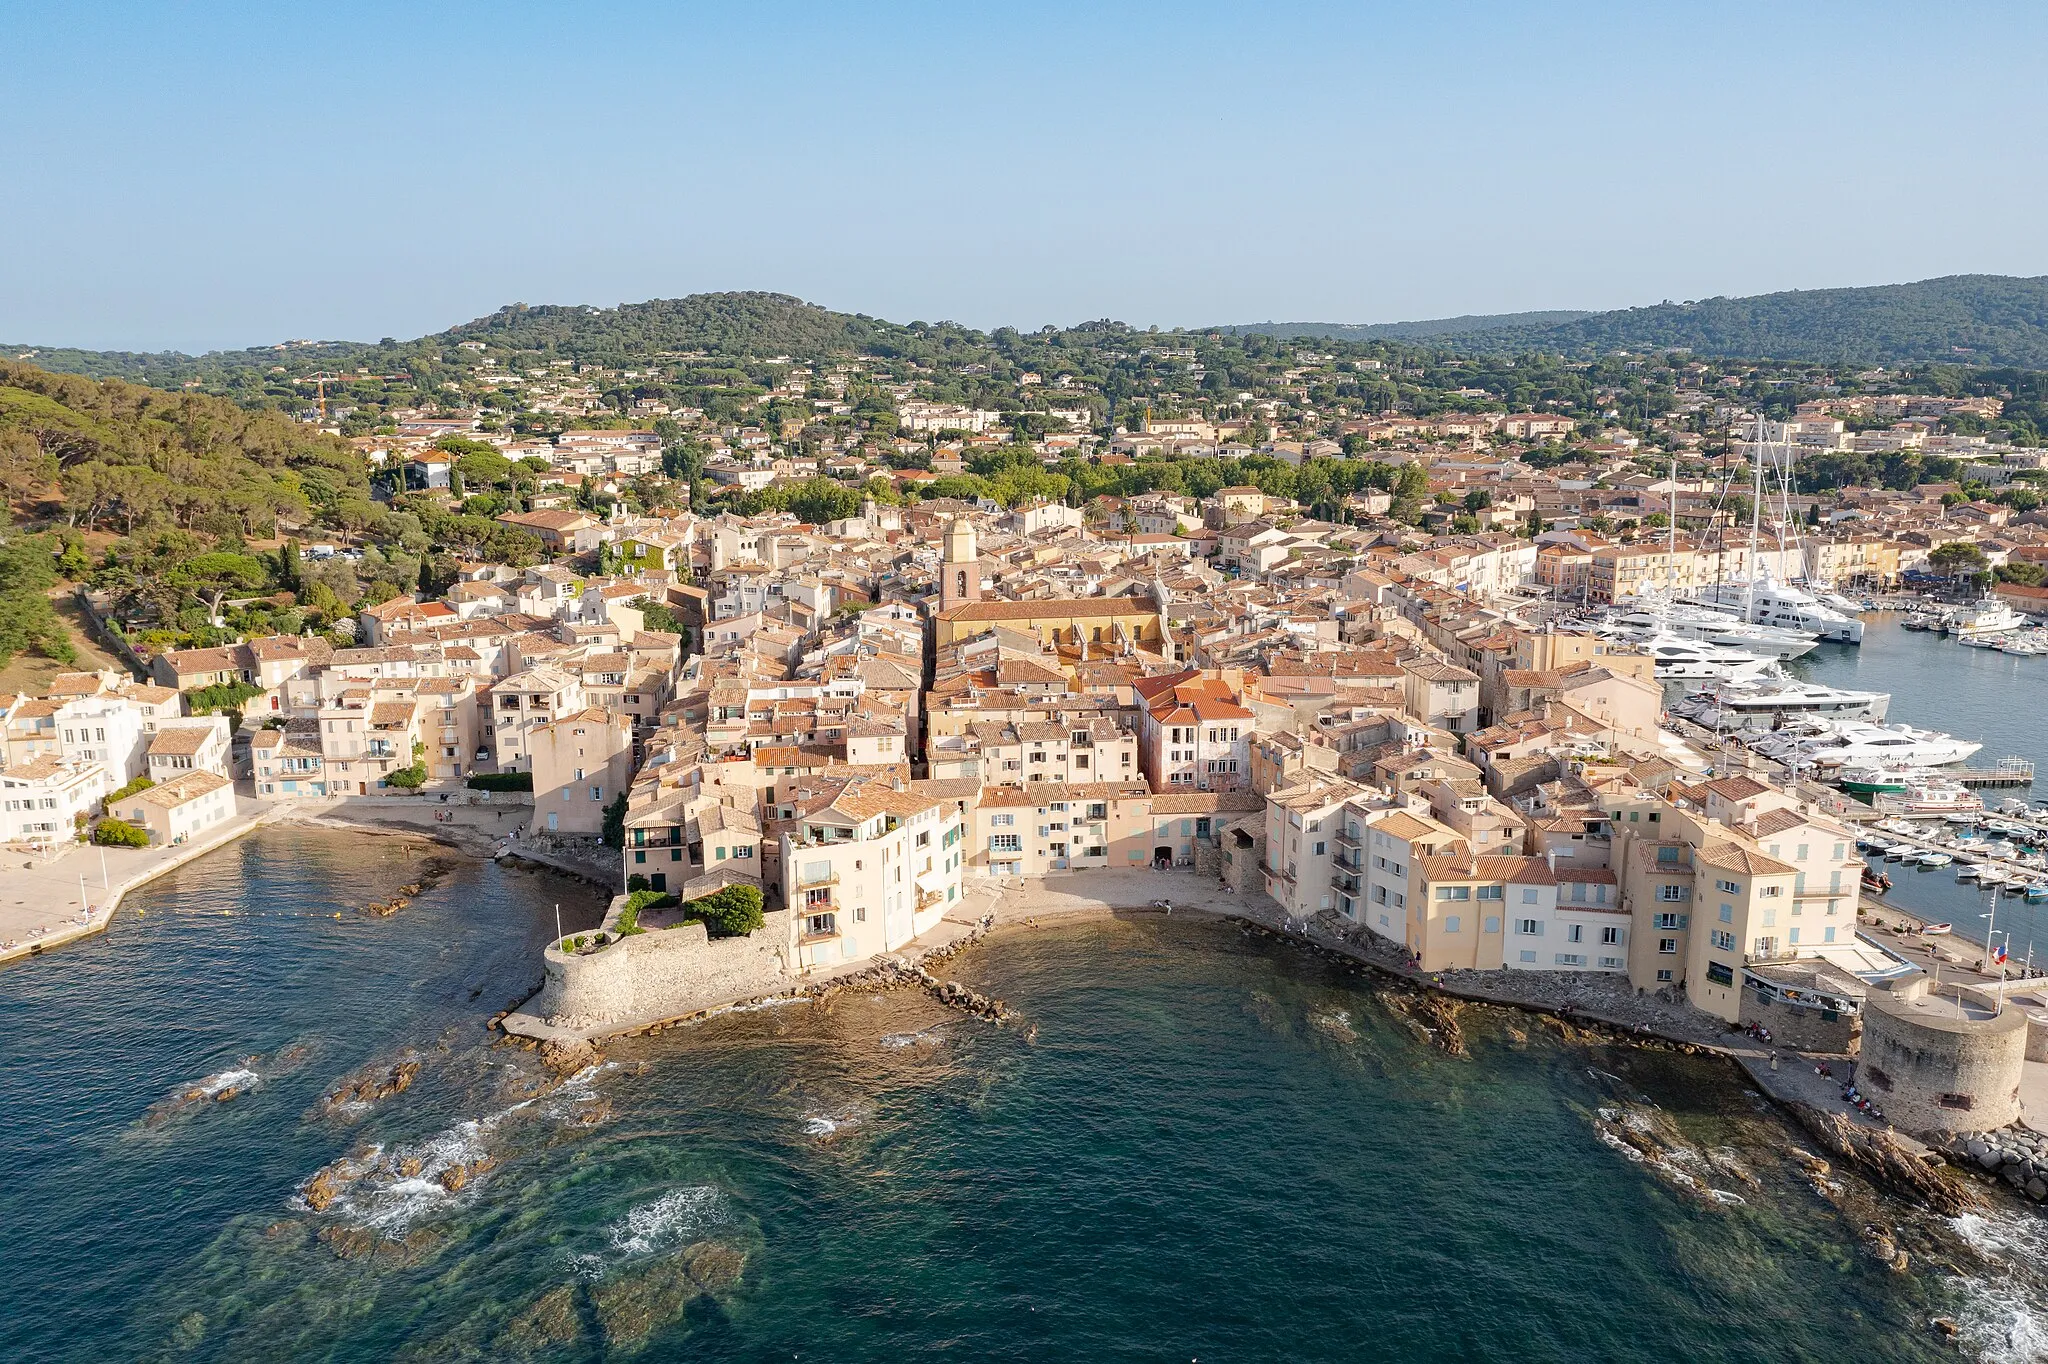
left=1786, top=1102, right=1980, bottom=1215
left=322, top=1056, right=421, bottom=1111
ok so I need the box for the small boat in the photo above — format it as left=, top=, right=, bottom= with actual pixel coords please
left=1918, top=851, right=1954, bottom=867
left=1920, top=922, right=1954, bottom=935
left=1957, top=865, right=1981, bottom=882
left=2026, top=884, right=2048, bottom=901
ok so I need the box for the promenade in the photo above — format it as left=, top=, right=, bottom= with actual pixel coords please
left=0, top=799, right=283, bottom=964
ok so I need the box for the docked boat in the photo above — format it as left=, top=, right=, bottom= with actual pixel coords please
left=1763, top=720, right=1981, bottom=772
left=1916, top=850, right=1955, bottom=867
left=1637, top=632, right=1776, bottom=681
left=1688, top=573, right=1866, bottom=644
left=1903, top=612, right=1945, bottom=632
left=1603, top=598, right=1820, bottom=659
left=1674, top=668, right=1890, bottom=730
left=1949, top=599, right=2029, bottom=640
left=1895, top=778, right=1985, bottom=817
left=1920, top=922, right=1954, bottom=935
left=2027, top=884, right=2048, bottom=901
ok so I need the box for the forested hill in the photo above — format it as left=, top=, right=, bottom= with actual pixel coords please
left=1223, top=311, right=1593, bottom=343
left=438, top=293, right=908, bottom=359
left=0, top=360, right=369, bottom=537
left=1234, top=275, right=2048, bottom=368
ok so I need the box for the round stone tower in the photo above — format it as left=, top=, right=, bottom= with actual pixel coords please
left=1858, top=984, right=2027, bottom=1136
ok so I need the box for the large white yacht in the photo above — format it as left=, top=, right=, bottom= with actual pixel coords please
left=1637, top=633, right=1776, bottom=681
left=1603, top=596, right=1819, bottom=659
left=1668, top=667, right=1891, bottom=730
left=1750, top=720, right=1983, bottom=770
left=1688, top=574, right=1865, bottom=644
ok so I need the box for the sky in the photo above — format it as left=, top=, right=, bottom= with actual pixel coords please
left=6, top=1, right=2048, bottom=353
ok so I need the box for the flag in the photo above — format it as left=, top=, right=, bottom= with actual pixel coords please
left=1996, top=944, right=2009, bottom=964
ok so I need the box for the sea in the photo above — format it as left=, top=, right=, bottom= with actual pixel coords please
left=5, top=825, right=2048, bottom=1360
left=1790, top=617, right=2048, bottom=957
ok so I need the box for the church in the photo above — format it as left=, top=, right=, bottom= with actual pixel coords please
left=928, top=518, right=1170, bottom=655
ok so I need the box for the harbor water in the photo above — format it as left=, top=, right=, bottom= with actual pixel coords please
left=1793, top=618, right=2048, bottom=958
left=4, top=826, right=2047, bottom=1360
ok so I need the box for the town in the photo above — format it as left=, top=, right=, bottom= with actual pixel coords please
left=10, top=316, right=2048, bottom=1160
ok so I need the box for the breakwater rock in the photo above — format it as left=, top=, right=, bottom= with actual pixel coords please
left=1786, top=1102, right=1980, bottom=1216
left=1939, top=1126, right=2048, bottom=1202
left=1380, top=989, right=1467, bottom=1056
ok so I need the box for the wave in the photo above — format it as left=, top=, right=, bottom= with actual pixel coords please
left=571, top=1186, right=731, bottom=1279
left=1950, top=1212, right=2048, bottom=1363
left=880, top=1025, right=946, bottom=1049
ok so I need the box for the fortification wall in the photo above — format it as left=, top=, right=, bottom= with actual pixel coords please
left=528, top=899, right=792, bottom=1032
left=1858, top=992, right=2027, bottom=1136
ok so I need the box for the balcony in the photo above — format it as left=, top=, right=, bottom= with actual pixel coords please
left=917, top=888, right=944, bottom=913
left=1334, top=851, right=1364, bottom=874
left=1334, top=828, right=1362, bottom=853
left=795, top=868, right=840, bottom=889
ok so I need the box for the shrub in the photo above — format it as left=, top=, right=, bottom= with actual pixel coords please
left=466, top=771, right=533, bottom=792
left=688, top=884, right=765, bottom=938
left=626, top=873, right=649, bottom=893
left=188, top=680, right=263, bottom=715
left=92, top=817, right=151, bottom=848
left=105, top=774, right=155, bottom=807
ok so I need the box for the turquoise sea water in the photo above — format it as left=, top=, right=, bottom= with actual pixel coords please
left=4, top=825, right=2042, bottom=1360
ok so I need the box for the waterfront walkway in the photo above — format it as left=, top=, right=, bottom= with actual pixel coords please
left=0, top=800, right=284, bottom=965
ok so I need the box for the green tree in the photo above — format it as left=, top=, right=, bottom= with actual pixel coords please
left=688, top=883, right=765, bottom=937
left=1928, top=541, right=1991, bottom=579
left=92, top=817, right=151, bottom=848
left=601, top=791, right=629, bottom=848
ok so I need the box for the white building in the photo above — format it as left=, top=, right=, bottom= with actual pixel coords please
left=0, top=757, right=111, bottom=847
left=781, top=787, right=965, bottom=972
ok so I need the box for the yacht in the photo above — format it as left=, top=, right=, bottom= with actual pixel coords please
left=1688, top=574, right=1866, bottom=644
left=1603, top=597, right=1819, bottom=659
left=1896, top=778, right=1984, bottom=817
left=1754, top=720, right=1982, bottom=771
left=1638, top=632, right=1776, bottom=681
left=1671, top=667, right=1890, bottom=731
left=1948, top=600, right=2029, bottom=640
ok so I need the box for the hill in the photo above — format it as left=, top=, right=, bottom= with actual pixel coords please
left=1233, top=275, right=2048, bottom=368
left=1222, top=310, right=1593, bottom=343
left=438, top=292, right=908, bottom=360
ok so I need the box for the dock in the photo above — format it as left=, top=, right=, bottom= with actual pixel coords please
left=1950, top=758, right=2037, bottom=789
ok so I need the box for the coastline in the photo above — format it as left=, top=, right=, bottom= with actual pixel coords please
left=0, top=805, right=287, bottom=967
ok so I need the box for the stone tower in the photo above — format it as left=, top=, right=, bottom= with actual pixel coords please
left=941, top=517, right=980, bottom=611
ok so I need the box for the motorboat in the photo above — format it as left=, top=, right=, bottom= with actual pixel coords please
left=1604, top=597, right=1820, bottom=659
left=1675, top=667, right=1890, bottom=730
left=1917, top=850, right=1954, bottom=867
left=2026, top=884, right=2048, bottom=901
left=1948, top=599, right=2028, bottom=640
left=1765, top=721, right=1981, bottom=772
left=1637, top=632, right=1776, bottom=681
left=1688, top=573, right=1865, bottom=644
left=1895, top=778, right=1985, bottom=817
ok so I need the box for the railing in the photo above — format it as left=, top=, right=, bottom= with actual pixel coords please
left=795, top=869, right=840, bottom=889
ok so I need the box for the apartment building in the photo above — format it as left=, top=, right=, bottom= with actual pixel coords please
left=0, top=757, right=110, bottom=847
left=112, top=770, right=237, bottom=846
left=491, top=666, right=586, bottom=772
left=144, top=716, right=232, bottom=782
left=528, top=707, right=634, bottom=836
left=1133, top=670, right=1254, bottom=791
left=250, top=721, right=329, bottom=799
left=782, top=787, right=965, bottom=971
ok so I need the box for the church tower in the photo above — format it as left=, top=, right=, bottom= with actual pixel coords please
left=940, top=517, right=980, bottom=611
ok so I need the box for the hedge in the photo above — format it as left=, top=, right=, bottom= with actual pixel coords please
left=465, top=771, right=533, bottom=792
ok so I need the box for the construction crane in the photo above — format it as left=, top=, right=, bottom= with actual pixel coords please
left=295, top=371, right=409, bottom=419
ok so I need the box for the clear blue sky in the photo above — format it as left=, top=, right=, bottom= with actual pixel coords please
left=7, top=1, right=2046, bottom=353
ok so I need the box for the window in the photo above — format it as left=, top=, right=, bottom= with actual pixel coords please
left=1567, top=924, right=1583, bottom=943
left=1313, top=841, right=1326, bottom=856
left=1710, top=930, right=1735, bottom=952
left=1656, top=969, right=1673, bottom=983
left=1601, top=926, right=1621, bottom=946
left=1517, top=919, right=1540, bottom=936
left=1937, top=1093, right=1976, bottom=1111
left=1554, top=953, right=1586, bottom=967
left=1477, top=885, right=1503, bottom=901
left=1519, top=950, right=1537, bottom=963
left=1656, top=845, right=1680, bottom=864
left=1520, top=888, right=1538, bottom=904
left=1657, top=885, right=1685, bottom=902
left=1483, top=916, right=1500, bottom=934
left=1715, top=879, right=1740, bottom=895
left=990, top=835, right=1021, bottom=853
left=1705, top=961, right=1734, bottom=986
left=1719, top=904, right=1733, bottom=923
left=1444, top=916, right=1461, bottom=933
left=1654, top=913, right=1681, bottom=930
left=992, top=814, right=1014, bottom=827
left=1658, top=937, right=1677, bottom=955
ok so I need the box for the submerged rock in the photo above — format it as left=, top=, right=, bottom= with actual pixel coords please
left=502, top=1284, right=584, bottom=1352
left=538, top=1037, right=603, bottom=1077
left=322, top=1056, right=421, bottom=1111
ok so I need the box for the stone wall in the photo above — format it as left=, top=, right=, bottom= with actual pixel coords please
left=1738, top=987, right=1861, bottom=1054
left=1858, top=990, right=2027, bottom=1136
left=528, top=897, right=793, bottom=1032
